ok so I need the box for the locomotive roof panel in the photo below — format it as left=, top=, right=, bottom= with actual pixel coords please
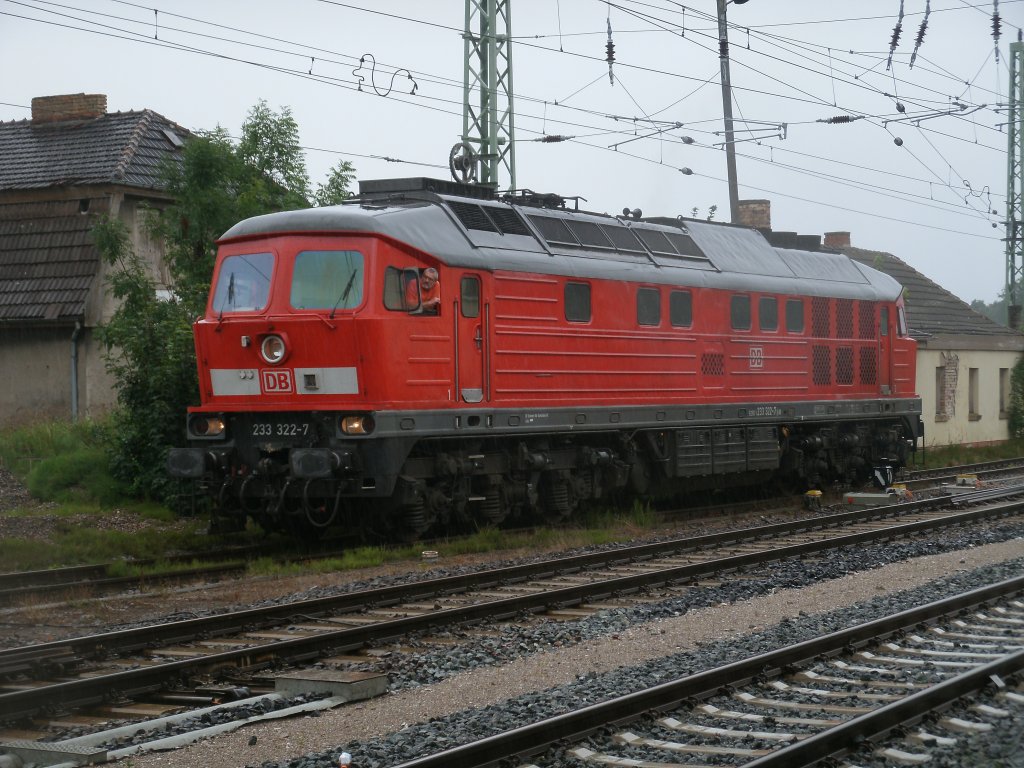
left=219, top=183, right=904, bottom=302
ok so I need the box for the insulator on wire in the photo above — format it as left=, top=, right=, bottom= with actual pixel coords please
left=606, top=17, right=615, bottom=85
left=992, top=0, right=1002, bottom=64
left=817, top=115, right=862, bottom=124
left=909, top=0, right=930, bottom=69
left=887, top=0, right=905, bottom=71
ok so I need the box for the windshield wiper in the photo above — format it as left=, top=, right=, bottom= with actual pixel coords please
left=217, top=272, right=235, bottom=324
left=330, top=271, right=358, bottom=320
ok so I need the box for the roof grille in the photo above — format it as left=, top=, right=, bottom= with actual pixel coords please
left=600, top=223, right=644, bottom=253
left=633, top=227, right=675, bottom=255
left=565, top=220, right=612, bottom=249
left=528, top=214, right=576, bottom=246
left=664, top=231, right=706, bottom=259
left=448, top=201, right=497, bottom=233
left=634, top=225, right=708, bottom=261
left=486, top=206, right=531, bottom=236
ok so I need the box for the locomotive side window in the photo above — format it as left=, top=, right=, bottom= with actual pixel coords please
left=461, top=276, right=480, bottom=318
left=669, top=290, right=692, bottom=327
left=637, top=287, right=660, bottom=326
left=212, top=252, right=273, bottom=313
left=785, top=298, right=804, bottom=333
left=730, top=295, right=751, bottom=331
left=384, top=267, right=426, bottom=312
left=897, top=307, right=908, bottom=336
left=759, top=296, right=778, bottom=331
left=291, top=250, right=364, bottom=310
left=565, top=282, right=591, bottom=323
left=880, top=307, right=889, bottom=336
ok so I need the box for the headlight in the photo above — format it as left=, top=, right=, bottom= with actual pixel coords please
left=340, top=415, right=375, bottom=435
left=261, top=334, right=286, bottom=364
left=189, top=414, right=226, bottom=438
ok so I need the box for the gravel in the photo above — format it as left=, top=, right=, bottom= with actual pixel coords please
left=112, top=522, right=1024, bottom=768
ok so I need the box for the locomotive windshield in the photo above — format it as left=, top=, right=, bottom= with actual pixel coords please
left=212, top=252, right=273, bottom=313
left=291, top=250, right=364, bottom=312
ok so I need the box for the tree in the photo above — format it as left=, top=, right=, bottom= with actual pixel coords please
left=94, top=218, right=198, bottom=500
left=98, top=101, right=355, bottom=502
left=689, top=205, right=718, bottom=221
left=314, top=159, right=357, bottom=207
left=1009, top=354, right=1024, bottom=438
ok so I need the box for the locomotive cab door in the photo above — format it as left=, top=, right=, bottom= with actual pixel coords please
left=456, top=274, right=485, bottom=403
left=879, top=306, right=892, bottom=395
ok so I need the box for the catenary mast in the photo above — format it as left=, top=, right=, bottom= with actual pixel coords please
left=1007, top=36, right=1023, bottom=329
left=456, top=0, right=516, bottom=190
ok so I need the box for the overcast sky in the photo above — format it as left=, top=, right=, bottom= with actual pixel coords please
left=1, top=0, right=1021, bottom=304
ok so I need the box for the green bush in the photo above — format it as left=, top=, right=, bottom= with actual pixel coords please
left=0, top=419, right=113, bottom=485
left=1009, top=354, right=1024, bottom=438
left=26, top=447, right=127, bottom=505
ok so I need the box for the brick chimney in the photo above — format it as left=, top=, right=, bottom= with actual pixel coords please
left=32, top=93, right=107, bottom=124
left=824, top=231, right=851, bottom=249
left=737, top=199, right=771, bottom=230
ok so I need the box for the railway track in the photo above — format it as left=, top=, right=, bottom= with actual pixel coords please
left=905, top=455, right=1024, bottom=484
left=0, top=543, right=353, bottom=606
left=1, top=485, right=1021, bottom=728
left=0, top=562, right=248, bottom=606
left=389, top=575, right=1024, bottom=768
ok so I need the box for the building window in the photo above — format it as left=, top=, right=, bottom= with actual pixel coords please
left=968, top=367, right=980, bottom=420
left=1000, top=367, right=1010, bottom=419
left=759, top=296, right=778, bottom=331
left=731, top=295, right=751, bottom=330
left=565, top=282, right=591, bottom=323
left=637, top=287, right=660, bottom=326
left=669, top=290, right=692, bottom=327
left=935, top=366, right=948, bottom=420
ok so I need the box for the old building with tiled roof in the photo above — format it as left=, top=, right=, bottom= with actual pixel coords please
left=738, top=201, right=1024, bottom=448
left=839, top=236, right=1024, bottom=448
left=0, top=93, right=188, bottom=426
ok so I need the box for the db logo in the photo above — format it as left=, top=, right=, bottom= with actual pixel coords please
left=261, top=369, right=294, bottom=394
left=748, top=346, right=764, bottom=369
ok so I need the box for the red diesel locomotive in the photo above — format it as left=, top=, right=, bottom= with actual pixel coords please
left=168, top=178, right=922, bottom=537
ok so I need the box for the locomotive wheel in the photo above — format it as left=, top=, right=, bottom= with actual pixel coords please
left=398, top=497, right=430, bottom=542
left=541, top=475, right=573, bottom=521
left=478, top=483, right=508, bottom=525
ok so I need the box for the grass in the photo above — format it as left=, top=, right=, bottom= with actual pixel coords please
left=242, top=507, right=664, bottom=579
left=0, top=418, right=132, bottom=505
left=0, top=416, right=229, bottom=570
left=912, top=437, right=1024, bottom=470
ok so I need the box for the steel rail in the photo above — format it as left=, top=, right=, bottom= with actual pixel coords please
left=1, top=501, right=1019, bottom=721
left=0, top=563, right=246, bottom=606
left=744, top=648, right=1024, bottom=767
left=388, top=574, right=1024, bottom=768
left=905, top=456, right=1024, bottom=480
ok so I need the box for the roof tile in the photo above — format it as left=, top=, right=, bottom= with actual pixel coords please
left=844, top=247, right=1021, bottom=341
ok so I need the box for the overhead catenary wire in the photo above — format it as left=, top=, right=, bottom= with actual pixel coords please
left=0, top=0, right=1013, bottom=244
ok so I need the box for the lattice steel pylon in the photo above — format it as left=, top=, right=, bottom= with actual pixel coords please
left=457, top=0, right=516, bottom=190
left=1006, top=39, right=1023, bottom=329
